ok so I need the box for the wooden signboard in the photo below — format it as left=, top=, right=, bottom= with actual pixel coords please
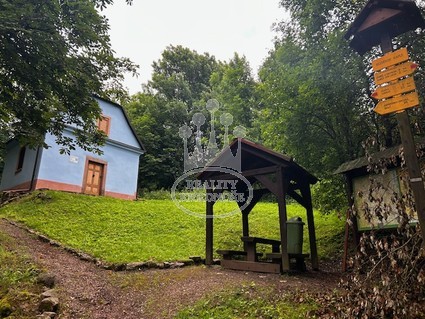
left=353, top=167, right=419, bottom=231
left=374, top=61, right=418, bottom=85
left=371, top=77, right=416, bottom=100
left=372, top=47, right=409, bottom=71
left=374, top=91, right=419, bottom=115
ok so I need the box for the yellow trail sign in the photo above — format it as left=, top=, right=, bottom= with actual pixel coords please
left=372, top=47, right=409, bottom=71
left=371, top=77, right=416, bottom=100
left=374, top=91, right=419, bottom=115
left=374, top=61, right=418, bottom=85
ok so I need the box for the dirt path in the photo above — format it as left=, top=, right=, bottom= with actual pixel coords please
left=0, top=220, right=342, bottom=318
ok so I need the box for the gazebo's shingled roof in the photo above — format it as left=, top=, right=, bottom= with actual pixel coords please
left=334, top=138, right=425, bottom=175
left=198, top=138, right=318, bottom=185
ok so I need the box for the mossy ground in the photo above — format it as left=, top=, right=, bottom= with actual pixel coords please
left=0, top=232, right=44, bottom=319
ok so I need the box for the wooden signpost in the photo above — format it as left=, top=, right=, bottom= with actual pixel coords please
left=344, top=0, right=425, bottom=265
left=374, top=91, right=419, bottom=115
left=373, top=61, right=418, bottom=85
left=371, top=46, right=419, bottom=115
left=372, top=47, right=409, bottom=71
left=372, top=55, right=419, bottom=114
left=371, top=77, right=416, bottom=100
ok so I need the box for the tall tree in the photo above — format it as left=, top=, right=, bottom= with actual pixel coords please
left=257, top=31, right=371, bottom=176
left=210, top=53, right=258, bottom=132
left=124, top=93, right=188, bottom=191
left=257, top=0, right=425, bottom=213
left=148, top=45, right=218, bottom=112
left=0, top=0, right=137, bottom=153
left=127, top=47, right=262, bottom=191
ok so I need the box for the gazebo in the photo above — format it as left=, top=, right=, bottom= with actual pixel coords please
left=197, top=138, right=319, bottom=273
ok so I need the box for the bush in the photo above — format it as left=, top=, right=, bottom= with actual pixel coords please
left=138, top=188, right=171, bottom=200
left=311, top=175, right=347, bottom=214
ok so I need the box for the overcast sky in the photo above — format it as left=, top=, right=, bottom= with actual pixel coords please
left=103, top=1, right=288, bottom=94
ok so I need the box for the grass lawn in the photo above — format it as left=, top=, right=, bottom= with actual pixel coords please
left=176, top=283, right=318, bottom=319
left=0, top=191, right=344, bottom=263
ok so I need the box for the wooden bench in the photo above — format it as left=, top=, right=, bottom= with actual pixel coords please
left=216, top=250, right=246, bottom=260
left=266, top=252, right=309, bottom=271
left=216, top=249, right=262, bottom=260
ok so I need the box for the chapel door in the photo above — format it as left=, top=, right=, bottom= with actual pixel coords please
left=84, top=161, right=104, bottom=196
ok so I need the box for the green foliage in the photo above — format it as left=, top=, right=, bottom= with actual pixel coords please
left=149, top=45, right=218, bottom=111
left=278, top=0, right=365, bottom=41
left=0, top=191, right=344, bottom=263
left=254, top=1, right=425, bottom=181
left=124, top=46, right=263, bottom=191
left=123, top=46, right=224, bottom=190
left=311, top=175, right=347, bottom=214
left=176, top=284, right=318, bottom=319
left=0, top=232, right=43, bottom=319
left=124, top=93, right=188, bottom=190
left=257, top=29, right=371, bottom=176
left=0, top=0, right=137, bottom=153
left=138, top=189, right=172, bottom=200
left=210, top=53, right=259, bottom=132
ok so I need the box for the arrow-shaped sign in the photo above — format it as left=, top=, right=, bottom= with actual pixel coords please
left=374, top=61, right=418, bottom=85
left=372, top=47, right=409, bottom=71
left=374, top=91, right=419, bottom=115
left=371, top=77, right=416, bottom=100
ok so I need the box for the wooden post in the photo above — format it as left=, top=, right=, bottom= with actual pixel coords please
left=345, top=175, right=360, bottom=246
left=242, top=211, right=249, bottom=251
left=342, top=209, right=350, bottom=272
left=206, top=189, right=214, bottom=265
left=301, top=183, right=319, bottom=270
left=342, top=174, right=360, bottom=272
left=380, top=35, right=425, bottom=247
left=242, top=212, right=249, bottom=237
left=276, top=167, right=290, bottom=271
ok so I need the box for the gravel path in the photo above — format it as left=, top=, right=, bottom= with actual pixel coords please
left=0, top=219, right=342, bottom=318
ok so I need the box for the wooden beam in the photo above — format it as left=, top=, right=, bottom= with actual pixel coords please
left=379, top=35, right=425, bottom=249
left=287, top=187, right=308, bottom=208
left=238, top=188, right=269, bottom=249
left=242, top=166, right=280, bottom=178
left=342, top=174, right=359, bottom=272
left=255, top=174, right=279, bottom=197
left=276, top=167, right=290, bottom=271
left=238, top=188, right=269, bottom=215
left=208, top=188, right=224, bottom=205
left=220, top=260, right=281, bottom=274
left=300, top=183, right=319, bottom=270
left=206, top=189, right=214, bottom=265
left=242, top=211, right=249, bottom=238
left=342, top=209, right=350, bottom=273
left=203, top=165, right=279, bottom=181
left=345, top=174, right=360, bottom=246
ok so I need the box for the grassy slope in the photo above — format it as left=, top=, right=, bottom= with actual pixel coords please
left=0, top=191, right=344, bottom=263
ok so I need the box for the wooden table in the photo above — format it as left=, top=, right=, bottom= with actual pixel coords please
left=241, top=236, right=281, bottom=262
